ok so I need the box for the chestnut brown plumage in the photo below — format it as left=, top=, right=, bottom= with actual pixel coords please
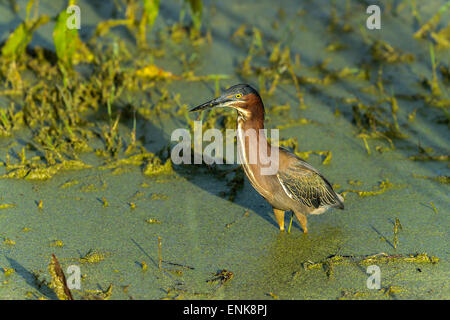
left=190, top=84, right=344, bottom=233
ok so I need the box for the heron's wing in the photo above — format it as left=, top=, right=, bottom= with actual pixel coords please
left=276, top=160, right=343, bottom=209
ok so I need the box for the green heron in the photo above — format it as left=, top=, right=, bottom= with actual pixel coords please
left=190, top=84, right=344, bottom=233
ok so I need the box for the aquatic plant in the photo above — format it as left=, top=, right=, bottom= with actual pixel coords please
left=186, top=0, right=203, bottom=34
left=1, top=0, right=49, bottom=61
left=302, top=252, right=439, bottom=279
left=414, top=2, right=450, bottom=40
left=342, top=178, right=401, bottom=198
left=53, top=0, right=93, bottom=77
left=94, top=0, right=160, bottom=48
left=78, top=250, right=108, bottom=264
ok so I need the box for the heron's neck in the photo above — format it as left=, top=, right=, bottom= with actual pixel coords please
left=237, top=113, right=265, bottom=132
left=237, top=114, right=271, bottom=160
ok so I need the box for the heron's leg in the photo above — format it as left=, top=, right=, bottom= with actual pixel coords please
left=273, top=208, right=285, bottom=231
left=294, top=211, right=308, bottom=233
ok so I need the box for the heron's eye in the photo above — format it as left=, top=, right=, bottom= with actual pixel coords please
left=235, top=94, right=242, bottom=99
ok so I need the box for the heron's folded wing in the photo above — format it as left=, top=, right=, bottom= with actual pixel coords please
left=276, top=163, right=342, bottom=209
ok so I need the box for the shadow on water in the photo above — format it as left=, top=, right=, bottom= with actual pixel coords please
left=369, top=225, right=395, bottom=249
left=4, top=256, right=57, bottom=300
left=131, top=237, right=158, bottom=268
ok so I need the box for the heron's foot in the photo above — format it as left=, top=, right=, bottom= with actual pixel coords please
left=294, top=211, right=308, bottom=234
left=273, top=208, right=285, bottom=232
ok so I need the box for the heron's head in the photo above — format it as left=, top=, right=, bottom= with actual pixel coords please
left=190, top=84, right=264, bottom=120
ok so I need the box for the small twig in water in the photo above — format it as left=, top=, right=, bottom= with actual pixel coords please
left=158, top=236, right=162, bottom=271
left=393, top=217, right=403, bottom=249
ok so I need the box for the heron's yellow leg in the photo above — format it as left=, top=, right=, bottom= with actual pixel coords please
left=294, top=211, right=308, bottom=233
left=273, top=208, right=285, bottom=232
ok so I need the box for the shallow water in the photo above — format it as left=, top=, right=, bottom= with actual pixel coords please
left=0, top=0, right=448, bottom=299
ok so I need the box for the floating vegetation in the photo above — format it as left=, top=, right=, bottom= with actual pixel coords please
left=100, top=152, right=155, bottom=170
left=207, top=269, right=234, bottom=286
left=150, top=193, right=168, bottom=200
left=233, top=31, right=309, bottom=108
left=275, top=118, right=312, bottom=130
left=342, top=179, right=400, bottom=198
left=339, top=290, right=371, bottom=300
left=384, top=285, right=404, bottom=297
left=370, top=40, right=414, bottom=64
left=3, top=238, right=15, bottom=246
left=1, top=159, right=92, bottom=181
left=340, top=285, right=403, bottom=299
left=80, top=181, right=106, bottom=192
left=83, top=284, right=113, bottom=300
left=3, top=267, right=15, bottom=278
left=302, top=252, right=439, bottom=278
left=0, top=203, right=16, bottom=209
left=145, top=218, right=161, bottom=224
left=94, top=0, right=165, bottom=48
left=0, top=0, right=209, bottom=187
left=412, top=174, right=449, bottom=184
left=276, top=137, right=332, bottom=165
left=352, top=103, right=402, bottom=152
left=78, top=250, right=108, bottom=264
left=49, top=240, right=64, bottom=248
left=408, top=109, right=417, bottom=122
left=408, top=155, right=449, bottom=161
left=413, top=2, right=450, bottom=40
left=325, top=42, right=347, bottom=52
left=59, top=179, right=80, bottom=189
left=135, top=64, right=178, bottom=80
left=267, top=292, right=279, bottom=299
left=270, top=103, right=291, bottom=115
left=130, top=191, right=144, bottom=200
left=0, top=104, right=22, bottom=136
left=296, top=150, right=332, bottom=165
left=143, top=158, right=173, bottom=176
left=101, top=196, right=108, bottom=207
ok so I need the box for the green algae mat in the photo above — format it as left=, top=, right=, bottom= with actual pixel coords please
left=0, top=0, right=449, bottom=300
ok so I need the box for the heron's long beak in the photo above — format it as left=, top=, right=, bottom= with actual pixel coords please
left=189, top=95, right=232, bottom=112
